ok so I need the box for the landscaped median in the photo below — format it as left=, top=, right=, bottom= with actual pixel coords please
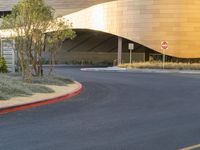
left=119, top=62, right=200, bottom=70
left=0, top=75, right=83, bottom=115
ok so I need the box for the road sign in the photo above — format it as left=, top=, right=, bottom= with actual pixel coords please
left=128, top=43, right=134, bottom=64
left=128, top=43, right=134, bottom=50
left=1, top=39, right=15, bottom=73
left=161, top=41, right=168, bottom=50
left=161, top=41, right=168, bottom=70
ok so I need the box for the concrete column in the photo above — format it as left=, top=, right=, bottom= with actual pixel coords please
left=118, top=37, right=122, bottom=65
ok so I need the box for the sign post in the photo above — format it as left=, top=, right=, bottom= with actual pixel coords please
left=128, top=43, right=134, bottom=64
left=1, top=39, right=15, bottom=73
left=161, top=41, right=168, bottom=69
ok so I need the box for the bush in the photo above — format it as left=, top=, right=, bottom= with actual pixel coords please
left=0, top=57, right=7, bottom=73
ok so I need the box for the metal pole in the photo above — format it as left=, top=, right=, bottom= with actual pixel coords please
left=163, top=49, right=165, bottom=69
left=130, top=50, right=132, bottom=64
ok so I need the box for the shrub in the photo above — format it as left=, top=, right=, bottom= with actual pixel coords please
left=0, top=57, right=7, bottom=73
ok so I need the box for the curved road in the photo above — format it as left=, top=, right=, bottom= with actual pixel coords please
left=1, top=67, right=200, bottom=150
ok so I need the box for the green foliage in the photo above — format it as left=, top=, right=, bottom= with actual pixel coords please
left=1, top=0, right=54, bottom=30
left=0, top=0, right=76, bottom=81
left=46, top=19, right=76, bottom=51
left=0, top=57, right=7, bottom=73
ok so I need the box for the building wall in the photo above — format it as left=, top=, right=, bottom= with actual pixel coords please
left=53, top=30, right=148, bottom=64
left=1, top=0, right=200, bottom=58
left=0, top=0, right=114, bottom=16
left=54, top=52, right=145, bottom=65
left=63, top=0, right=200, bottom=58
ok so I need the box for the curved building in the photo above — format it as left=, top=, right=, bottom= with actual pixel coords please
left=1, top=0, right=200, bottom=63
left=62, top=0, right=200, bottom=59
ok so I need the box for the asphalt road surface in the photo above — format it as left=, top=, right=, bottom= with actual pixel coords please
left=1, top=67, right=200, bottom=150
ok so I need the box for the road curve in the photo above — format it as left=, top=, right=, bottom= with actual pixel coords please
left=1, top=67, right=200, bottom=150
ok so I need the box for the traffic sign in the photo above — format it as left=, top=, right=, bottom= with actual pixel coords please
left=128, top=43, right=134, bottom=50
left=1, top=39, right=15, bottom=73
left=161, top=41, right=168, bottom=50
left=128, top=43, right=134, bottom=64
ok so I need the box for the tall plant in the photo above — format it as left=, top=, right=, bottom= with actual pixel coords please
left=1, top=0, right=75, bottom=82
left=0, top=57, right=7, bottom=73
left=46, top=18, right=76, bottom=75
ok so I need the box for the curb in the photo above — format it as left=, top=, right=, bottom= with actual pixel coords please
left=0, top=81, right=83, bottom=115
left=81, top=67, right=200, bottom=74
left=80, top=67, right=127, bottom=72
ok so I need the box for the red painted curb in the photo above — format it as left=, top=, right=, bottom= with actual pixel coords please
left=0, top=82, right=83, bottom=115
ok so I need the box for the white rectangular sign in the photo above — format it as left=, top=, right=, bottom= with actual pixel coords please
left=128, top=43, right=134, bottom=50
left=1, top=39, right=15, bottom=73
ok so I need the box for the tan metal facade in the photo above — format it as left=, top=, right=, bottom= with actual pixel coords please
left=0, top=0, right=113, bottom=15
left=62, top=0, right=200, bottom=58
left=1, top=0, right=200, bottom=58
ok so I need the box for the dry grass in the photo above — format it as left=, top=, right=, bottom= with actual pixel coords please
left=119, top=62, right=200, bottom=70
left=0, top=74, right=73, bottom=100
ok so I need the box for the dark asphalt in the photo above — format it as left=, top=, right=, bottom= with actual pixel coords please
left=1, top=67, right=200, bottom=150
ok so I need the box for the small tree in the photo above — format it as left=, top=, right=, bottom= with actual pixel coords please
left=1, top=0, right=75, bottom=82
left=46, top=18, right=76, bottom=75
left=0, top=57, right=8, bottom=73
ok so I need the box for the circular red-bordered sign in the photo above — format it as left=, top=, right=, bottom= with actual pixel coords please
left=161, top=41, right=168, bottom=50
